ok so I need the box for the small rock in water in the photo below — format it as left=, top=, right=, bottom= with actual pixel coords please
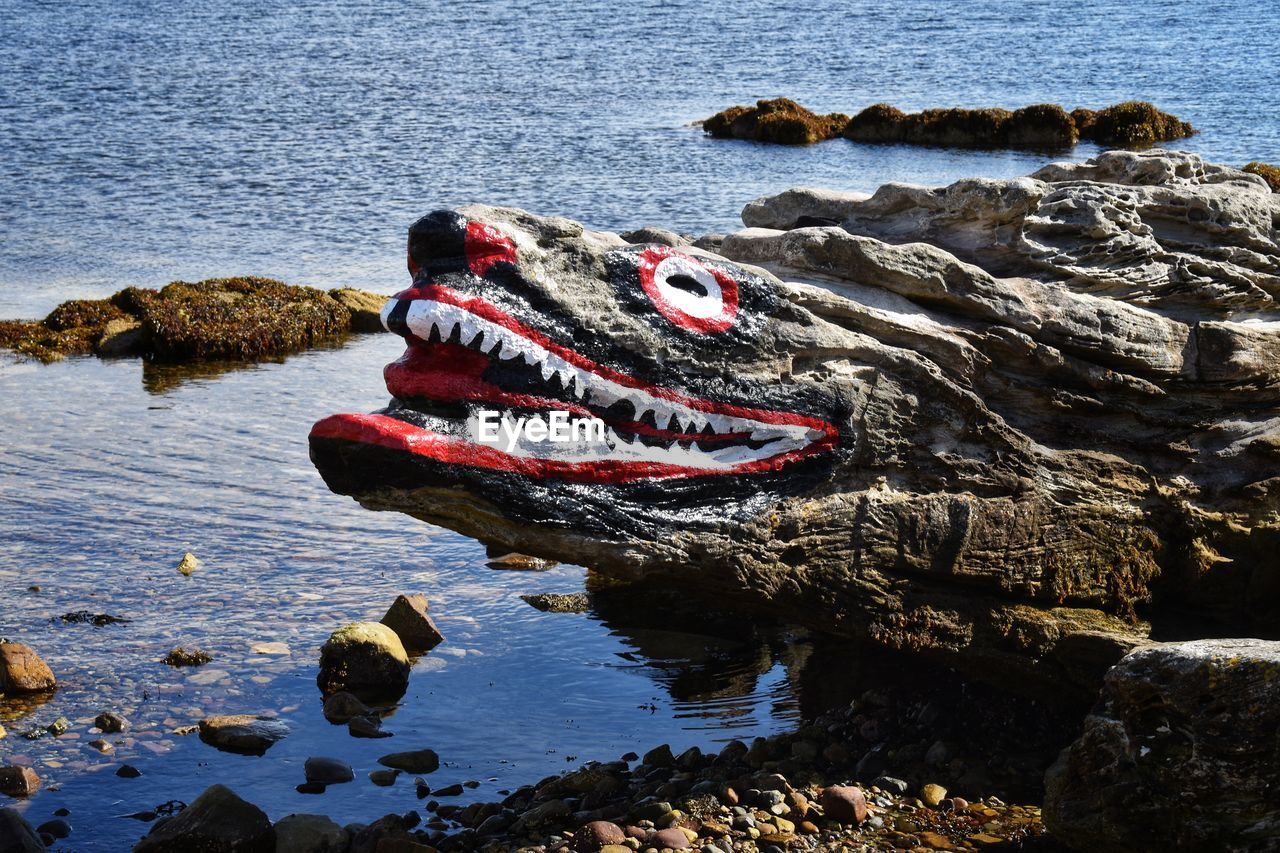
left=369, top=769, right=400, bottom=787
left=296, top=782, right=327, bottom=795
left=176, top=552, right=200, bottom=576
left=485, top=552, right=558, bottom=571
left=348, top=715, right=392, bottom=739
left=380, top=593, right=445, bottom=652
left=305, top=757, right=354, bottom=785
left=275, top=812, right=350, bottom=851
left=198, top=715, right=289, bottom=755
left=316, top=622, right=410, bottom=701
left=920, top=783, right=948, bottom=807
left=35, top=818, right=71, bottom=839
left=0, top=642, right=56, bottom=692
left=0, top=766, right=42, bottom=797
left=58, top=610, right=130, bottom=626
left=46, top=717, right=69, bottom=736
left=0, top=723, right=6, bottom=739
left=520, top=592, right=592, bottom=613
left=322, top=691, right=372, bottom=724
left=116, top=764, right=142, bottom=778
left=95, top=711, right=130, bottom=733
left=164, top=647, right=213, bottom=667
left=434, top=783, right=464, bottom=797
left=133, top=784, right=272, bottom=852
left=89, top=738, right=113, bottom=753
left=249, top=641, right=290, bottom=656
left=820, top=786, right=868, bottom=824
left=377, top=749, right=440, bottom=774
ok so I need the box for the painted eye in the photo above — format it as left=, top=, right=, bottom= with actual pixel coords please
left=638, top=247, right=739, bottom=333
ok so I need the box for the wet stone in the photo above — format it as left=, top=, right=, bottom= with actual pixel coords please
left=198, top=715, right=289, bottom=756
left=0, top=766, right=41, bottom=797
left=305, top=757, right=354, bottom=785
left=95, top=711, right=129, bottom=733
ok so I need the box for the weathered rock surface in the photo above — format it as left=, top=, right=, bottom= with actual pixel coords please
left=198, top=714, right=290, bottom=755
left=0, top=643, right=55, bottom=694
left=1044, top=638, right=1280, bottom=852
left=316, top=622, right=410, bottom=700
left=273, top=813, right=350, bottom=853
left=311, top=151, right=1280, bottom=696
left=132, top=784, right=273, bottom=852
left=380, top=593, right=444, bottom=652
left=0, top=808, right=46, bottom=852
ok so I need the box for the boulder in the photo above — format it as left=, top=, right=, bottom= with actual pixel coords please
left=0, top=808, right=46, bottom=852
left=273, top=813, right=349, bottom=853
left=321, top=691, right=372, bottom=723
left=197, top=715, right=289, bottom=755
left=379, top=594, right=444, bottom=652
left=310, top=153, right=1280, bottom=697
left=132, top=784, right=274, bottom=852
left=0, top=643, right=55, bottom=693
left=820, top=786, right=867, bottom=824
left=1044, top=639, right=1280, bottom=852
left=377, top=749, right=439, bottom=774
left=702, top=98, right=848, bottom=146
left=573, top=820, right=626, bottom=851
left=316, top=622, right=410, bottom=700
left=303, top=757, right=354, bottom=785
left=520, top=593, right=592, bottom=614
left=0, top=767, right=41, bottom=798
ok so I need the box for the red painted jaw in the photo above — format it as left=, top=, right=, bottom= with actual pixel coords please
left=310, top=285, right=838, bottom=485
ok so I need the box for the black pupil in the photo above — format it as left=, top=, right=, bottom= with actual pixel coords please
left=665, top=274, right=708, bottom=298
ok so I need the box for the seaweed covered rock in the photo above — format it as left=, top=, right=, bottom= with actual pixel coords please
left=1243, top=161, right=1280, bottom=192
left=841, top=103, right=908, bottom=143
left=1079, top=100, right=1195, bottom=146
left=902, top=107, right=1013, bottom=147
left=1044, top=639, right=1280, bottom=852
left=313, top=151, right=1280, bottom=698
left=702, top=98, right=848, bottom=145
left=0, top=279, right=389, bottom=363
left=1004, top=104, right=1078, bottom=147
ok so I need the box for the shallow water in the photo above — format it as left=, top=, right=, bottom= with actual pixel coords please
left=0, top=335, right=828, bottom=848
left=2, top=0, right=1278, bottom=846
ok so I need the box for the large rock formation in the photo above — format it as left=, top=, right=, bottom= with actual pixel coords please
left=1044, top=639, right=1280, bottom=851
left=311, top=150, right=1280, bottom=696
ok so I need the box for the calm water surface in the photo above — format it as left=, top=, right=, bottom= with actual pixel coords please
left=2, top=0, right=1278, bottom=846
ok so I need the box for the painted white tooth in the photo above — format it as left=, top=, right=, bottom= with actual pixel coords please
left=705, top=414, right=735, bottom=434
left=750, top=428, right=780, bottom=442
left=540, top=360, right=557, bottom=381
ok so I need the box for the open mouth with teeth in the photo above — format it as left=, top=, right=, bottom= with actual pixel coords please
left=310, top=284, right=838, bottom=484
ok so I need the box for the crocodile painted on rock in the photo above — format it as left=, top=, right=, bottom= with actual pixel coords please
left=311, top=150, right=1280, bottom=696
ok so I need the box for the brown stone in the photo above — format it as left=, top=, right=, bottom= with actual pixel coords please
left=650, top=827, right=691, bottom=850
left=0, top=643, right=55, bottom=693
left=380, top=594, right=444, bottom=652
left=0, top=766, right=41, bottom=797
left=820, top=785, right=867, bottom=824
left=919, top=831, right=954, bottom=850
left=574, top=820, right=626, bottom=851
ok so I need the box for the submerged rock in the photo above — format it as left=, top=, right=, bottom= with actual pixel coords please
left=163, top=647, right=213, bottom=667
left=703, top=98, right=848, bottom=145
left=316, top=622, right=410, bottom=700
left=311, top=152, right=1279, bottom=697
left=321, top=691, right=372, bottom=724
left=94, top=711, right=129, bottom=733
left=1044, top=639, right=1280, bottom=852
left=377, top=749, right=440, bottom=774
left=379, top=593, right=444, bottom=652
left=198, top=715, right=289, bottom=756
left=133, top=784, right=274, bottom=852
left=304, top=757, right=354, bottom=785
left=0, top=642, right=56, bottom=694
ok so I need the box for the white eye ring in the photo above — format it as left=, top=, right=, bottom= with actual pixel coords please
left=652, top=256, right=724, bottom=319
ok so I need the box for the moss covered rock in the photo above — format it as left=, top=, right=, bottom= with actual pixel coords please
left=0, top=277, right=373, bottom=363
left=1005, top=104, right=1078, bottom=148
left=703, top=99, right=847, bottom=145
left=1082, top=101, right=1195, bottom=146
left=1243, top=162, right=1280, bottom=192
left=317, top=621, right=411, bottom=700
left=842, top=103, right=907, bottom=143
